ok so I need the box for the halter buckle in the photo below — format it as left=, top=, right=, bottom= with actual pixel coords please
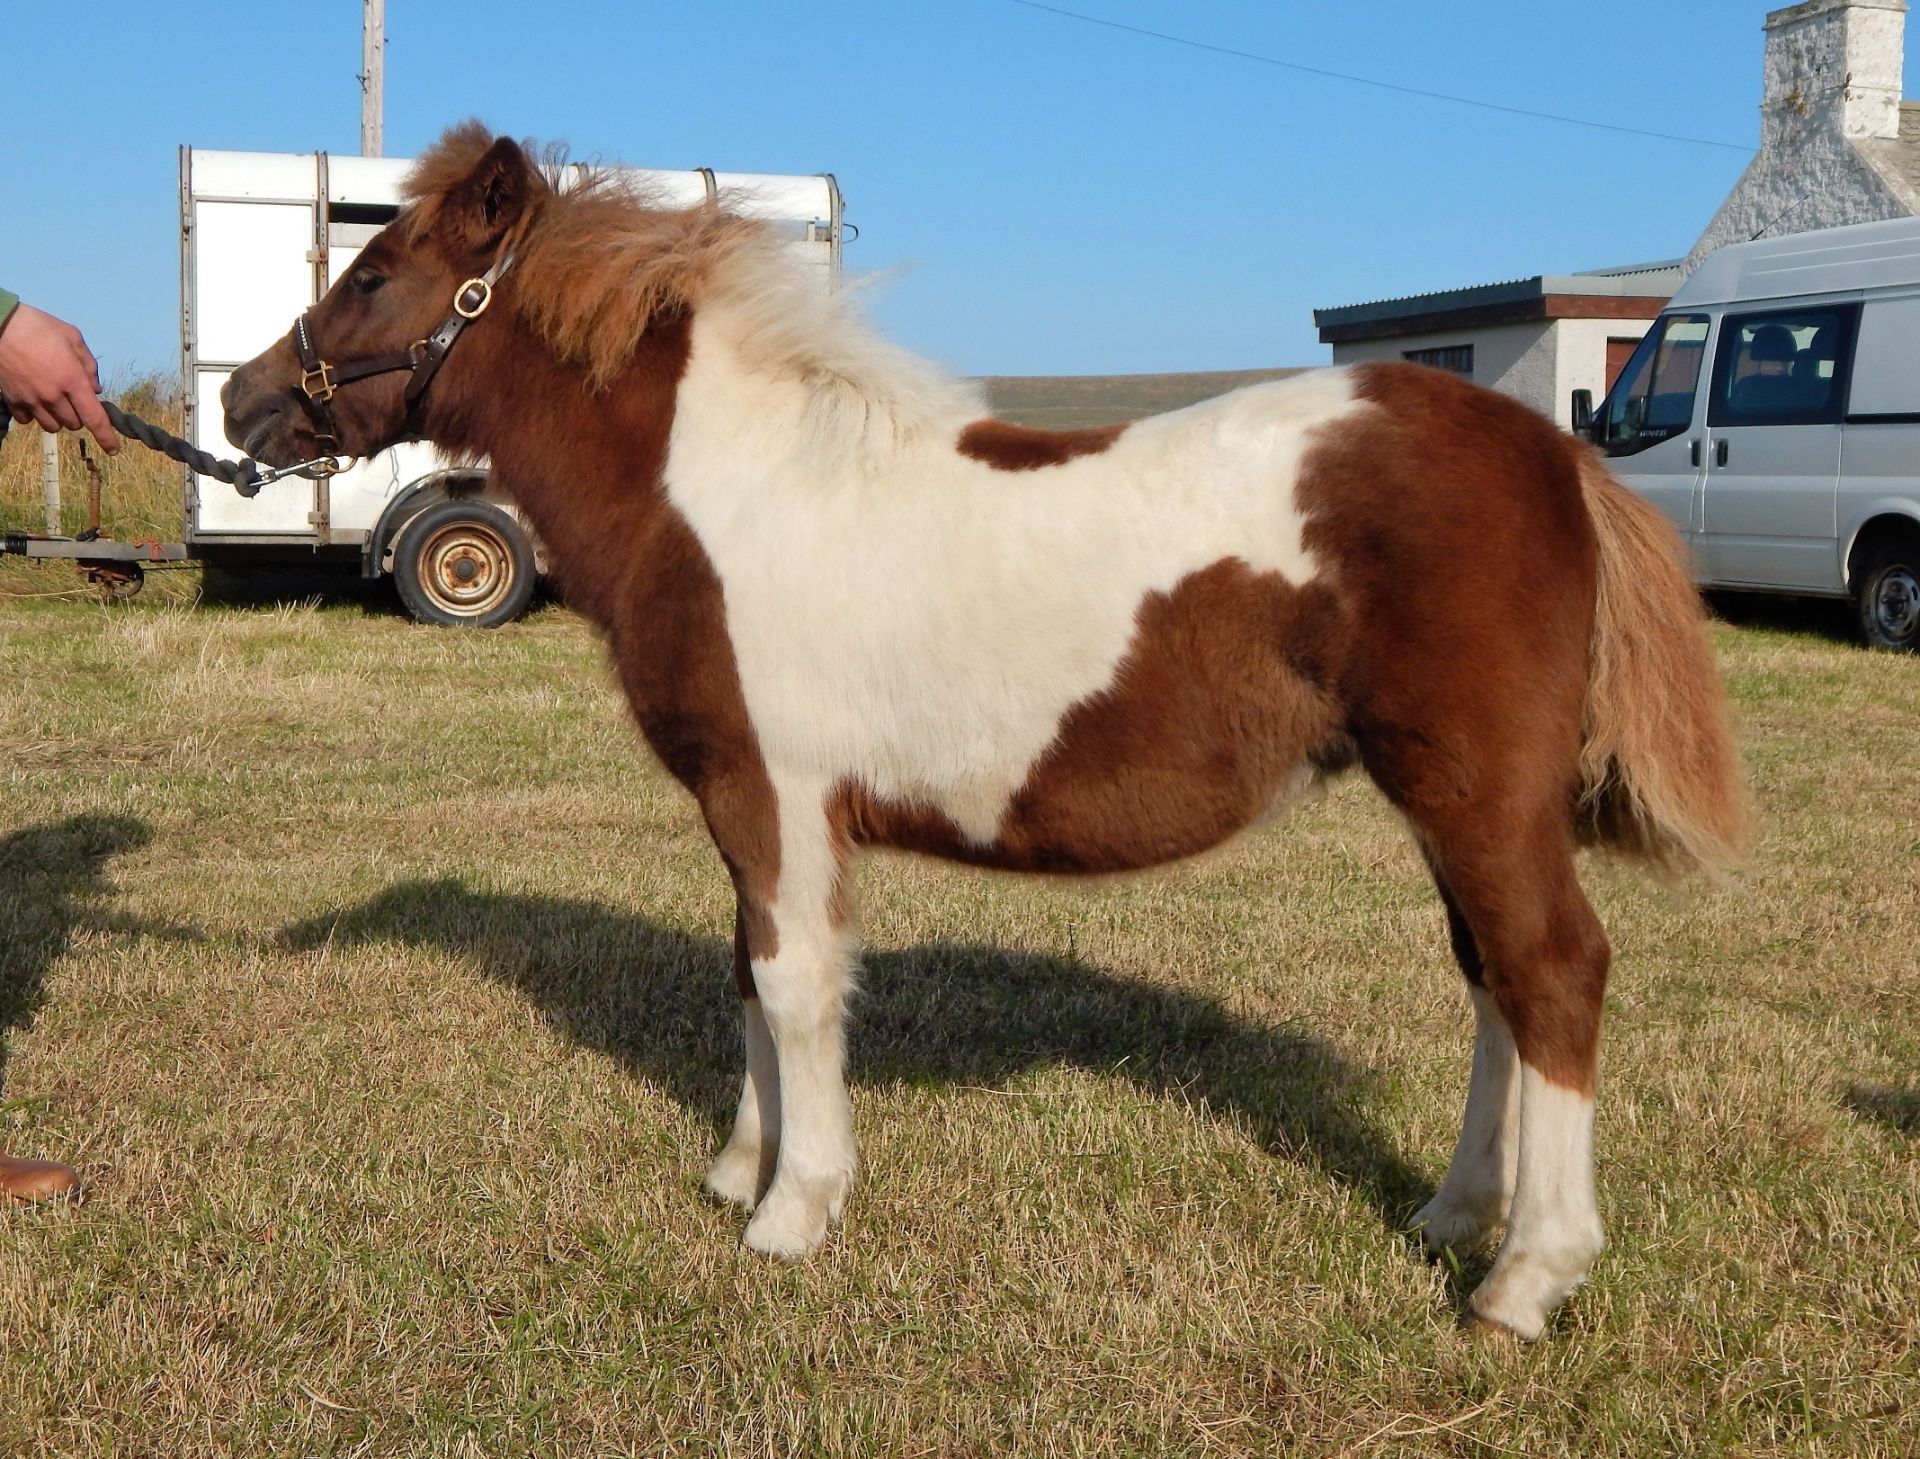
left=453, top=278, right=493, bottom=319
left=301, top=362, right=337, bottom=402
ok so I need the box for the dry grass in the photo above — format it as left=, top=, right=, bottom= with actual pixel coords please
left=0, top=582, right=1915, bottom=1455
left=0, top=374, right=186, bottom=543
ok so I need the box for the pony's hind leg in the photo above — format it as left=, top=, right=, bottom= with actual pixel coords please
left=1411, top=885, right=1521, bottom=1254
left=704, top=905, right=782, bottom=1211
left=1416, top=816, right=1610, bottom=1339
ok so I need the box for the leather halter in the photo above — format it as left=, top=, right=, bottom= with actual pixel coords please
left=292, top=248, right=517, bottom=460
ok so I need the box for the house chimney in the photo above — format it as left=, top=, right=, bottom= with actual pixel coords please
left=1763, top=0, right=1907, bottom=145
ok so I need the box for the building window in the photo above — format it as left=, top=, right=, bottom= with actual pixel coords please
left=1403, top=344, right=1474, bottom=377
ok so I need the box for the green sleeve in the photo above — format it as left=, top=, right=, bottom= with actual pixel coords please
left=0, top=287, right=18, bottom=332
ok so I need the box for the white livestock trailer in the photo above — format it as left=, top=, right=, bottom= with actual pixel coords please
left=6, top=147, right=844, bottom=625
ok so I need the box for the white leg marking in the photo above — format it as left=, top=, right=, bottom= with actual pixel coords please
left=1414, top=986, right=1519, bottom=1252
left=741, top=788, right=858, bottom=1259
left=705, top=998, right=780, bottom=1210
left=1469, top=1065, right=1604, bottom=1340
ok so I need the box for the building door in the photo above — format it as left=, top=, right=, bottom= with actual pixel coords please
left=1698, top=304, right=1855, bottom=593
left=1605, top=337, right=1640, bottom=391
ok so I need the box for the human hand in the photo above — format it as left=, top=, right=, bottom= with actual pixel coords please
left=0, top=303, right=120, bottom=452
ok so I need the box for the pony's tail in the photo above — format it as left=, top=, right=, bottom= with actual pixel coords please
left=1574, top=448, right=1750, bottom=879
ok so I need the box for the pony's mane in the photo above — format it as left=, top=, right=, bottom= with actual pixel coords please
left=403, top=124, right=981, bottom=446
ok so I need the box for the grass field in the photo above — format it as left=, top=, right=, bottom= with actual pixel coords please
left=0, top=391, right=1917, bottom=1456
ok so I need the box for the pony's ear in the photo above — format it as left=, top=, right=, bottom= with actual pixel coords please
left=440, top=135, right=537, bottom=256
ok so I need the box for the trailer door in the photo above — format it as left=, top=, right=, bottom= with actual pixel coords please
left=185, top=150, right=321, bottom=537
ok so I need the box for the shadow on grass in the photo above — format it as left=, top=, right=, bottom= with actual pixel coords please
left=1844, top=1084, right=1920, bottom=1136
left=1706, top=590, right=1860, bottom=648
left=196, top=560, right=403, bottom=618
left=0, top=814, right=155, bottom=1095
left=195, top=561, right=566, bottom=624
left=280, top=878, right=1432, bottom=1231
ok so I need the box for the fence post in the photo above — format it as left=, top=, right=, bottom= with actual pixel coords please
left=40, top=429, right=59, bottom=532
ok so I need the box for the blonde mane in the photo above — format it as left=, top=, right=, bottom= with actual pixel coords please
left=403, top=124, right=982, bottom=448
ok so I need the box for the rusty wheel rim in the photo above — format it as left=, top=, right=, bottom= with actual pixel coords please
left=419, top=520, right=516, bottom=618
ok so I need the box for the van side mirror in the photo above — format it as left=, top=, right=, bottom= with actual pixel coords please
left=1570, top=388, right=1594, bottom=435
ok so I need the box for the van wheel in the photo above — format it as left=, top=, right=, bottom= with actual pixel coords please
left=1856, top=541, right=1920, bottom=652
left=392, top=499, right=537, bottom=628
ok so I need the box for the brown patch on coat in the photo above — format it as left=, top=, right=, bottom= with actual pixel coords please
left=833, top=557, right=1346, bottom=876
left=1294, top=362, right=1619, bottom=1093
left=412, top=239, right=784, bottom=996
left=1322, top=361, right=1738, bottom=1095
left=956, top=419, right=1127, bottom=471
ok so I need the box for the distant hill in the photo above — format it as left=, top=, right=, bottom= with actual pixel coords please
left=978, top=367, right=1314, bottom=428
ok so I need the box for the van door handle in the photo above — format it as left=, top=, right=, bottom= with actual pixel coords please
left=1690, top=440, right=1701, bottom=467
left=1715, top=439, right=1729, bottom=467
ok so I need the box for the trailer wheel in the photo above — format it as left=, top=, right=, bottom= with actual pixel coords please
left=78, top=561, right=144, bottom=603
left=1855, top=540, right=1920, bottom=653
left=392, top=499, right=537, bottom=628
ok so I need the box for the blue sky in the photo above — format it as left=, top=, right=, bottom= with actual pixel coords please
left=1, top=3, right=1812, bottom=379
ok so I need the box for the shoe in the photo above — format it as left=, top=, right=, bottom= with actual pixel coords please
left=0, top=1153, right=80, bottom=1202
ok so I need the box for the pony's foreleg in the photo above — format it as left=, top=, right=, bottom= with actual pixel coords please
left=735, top=791, right=857, bottom=1259
left=704, top=905, right=782, bottom=1211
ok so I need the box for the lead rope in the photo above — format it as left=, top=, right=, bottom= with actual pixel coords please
left=98, top=400, right=266, bottom=496
left=0, top=395, right=345, bottom=498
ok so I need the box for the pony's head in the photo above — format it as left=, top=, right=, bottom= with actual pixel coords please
left=222, top=123, right=544, bottom=466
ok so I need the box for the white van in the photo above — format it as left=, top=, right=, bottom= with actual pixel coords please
left=1577, top=215, right=1920, bottom=651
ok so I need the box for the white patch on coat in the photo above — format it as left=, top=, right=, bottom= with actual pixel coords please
left=1470, top=1065, right=1605, bottom=1340
left=1413, top=985, right=1521, bottom=1252
left=664, top=295, right=1367, bottom=843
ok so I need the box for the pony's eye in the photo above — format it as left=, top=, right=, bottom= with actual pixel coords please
left=350, top=269, right=387, bottom=297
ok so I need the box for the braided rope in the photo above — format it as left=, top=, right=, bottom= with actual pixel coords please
left=100, top=400, right=263, bottom=496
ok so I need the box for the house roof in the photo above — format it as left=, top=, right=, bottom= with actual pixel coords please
left=1312, top=262, right=1683, bottom=344
left=1855, top=101, right=1920, bottom=212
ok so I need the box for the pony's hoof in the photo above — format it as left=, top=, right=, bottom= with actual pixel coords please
left=0, top=1155, right=80, bottom=1203
left=1411, top=1195, right=1504, bottom=1255
left=743, top=1199, right=827, bottom=1260
left=741, top=1173, right=848, bottom=1259
left=1463, top=1311, right=1528, bottom=1343
left=704, top=1143, right=768, bottom=1212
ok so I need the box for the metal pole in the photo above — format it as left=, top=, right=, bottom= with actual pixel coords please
left=361, top=0, right=385, bottom=158
left=40, top=430, right=59, bottom=533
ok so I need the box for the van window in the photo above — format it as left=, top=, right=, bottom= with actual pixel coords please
left=1846, top=296, right=1920, bottom=418
left=1707, top=306, right=1856, bottom=428
left=1601, top=313, right=1709, bottom=456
